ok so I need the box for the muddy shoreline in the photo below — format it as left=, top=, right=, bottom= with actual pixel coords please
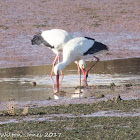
left=0, top=58, right=140, bottom=110
left=0, top=84, right=140, bottom=111
left=0, top=0, right=140, bottom=68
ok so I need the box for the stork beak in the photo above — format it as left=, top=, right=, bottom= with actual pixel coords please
left=56, top=74, right=59, bottom=92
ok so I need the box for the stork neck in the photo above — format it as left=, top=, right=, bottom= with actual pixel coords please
left=58, top=60, right=70, bottom=71
left=58, top=62, right=67, bottom=71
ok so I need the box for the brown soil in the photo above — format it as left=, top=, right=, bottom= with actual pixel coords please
left=0, top=0, right=140, bottom=68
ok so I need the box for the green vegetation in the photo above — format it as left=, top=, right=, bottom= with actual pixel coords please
left=110, top=82, right=116, bottom=89
left=0, top=25, right=9, bottom=30
left=97, top=94, right=105, bottom=98
left=33, top=24, right=47, bottom=28
left=0, top=99, right=140, bottom=116
left=0, top=116, right=140, bottom=140
left=92, top=22, right=101, bottom=27
left=0, top=99, right=140, bottom=139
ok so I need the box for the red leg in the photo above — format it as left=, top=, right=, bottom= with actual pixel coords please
left=76, top=62, right=82, bottom=92
left=57, top=56, right=64, bottom=81
left=76, top=61, right=80, bottom=73
left=50, top=54, right=59, bottom=82
left=83, top=56, right=100, bottom=83
left=81, top=68, right=88, bottom=86
left=57, top=55, right=63, bottom=89
left=79, top=68, right=82, bottom=93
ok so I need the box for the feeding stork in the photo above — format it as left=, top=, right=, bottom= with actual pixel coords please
left=31, top=29, right=86, bottom=80
left=54, top=37, right=109, bottom=92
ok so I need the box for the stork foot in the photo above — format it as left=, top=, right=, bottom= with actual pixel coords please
left=82, top=78, right=88, bottom=86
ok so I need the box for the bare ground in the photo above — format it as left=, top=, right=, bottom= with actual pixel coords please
left=0, top=0, right=140, bottom=68
left=0, top=0, right=140, bottom=109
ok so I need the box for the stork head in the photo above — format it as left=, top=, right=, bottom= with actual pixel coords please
left=31, top=33, right=43, bottom=45
left=78, top=60, right=86, bottom=70
left=75, top=60, right=86, bottom=75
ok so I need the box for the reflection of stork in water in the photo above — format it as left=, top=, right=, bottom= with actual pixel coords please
left=54, top=37, right=109, bottom=92
left=71, top=89, right=85, bottom=98
left=53, top=88, right=93, bottom=99
left=31, top=29, right=86, bottom=84
left=54, top=91, right=66, bottom=100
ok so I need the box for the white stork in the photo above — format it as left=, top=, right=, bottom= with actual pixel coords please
left=54, top=37, right=109, bottom=92
left=31, top=29, right=86, bottom=80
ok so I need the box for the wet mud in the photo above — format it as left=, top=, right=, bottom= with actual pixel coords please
left=0, top=1, right=140, bottom=134
left=0, top=58, right=140, bottom=111
left=0, top=0, right=140, bottom=68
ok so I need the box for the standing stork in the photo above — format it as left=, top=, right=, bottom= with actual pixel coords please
left=54, top=37, right=109, bottom=92
left=31, top=29, right=73, bottom=79
left=31, top=29, right=86, bottom=81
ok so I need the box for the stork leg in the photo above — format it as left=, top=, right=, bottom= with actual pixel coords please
left=76, top=62, right=82, bottom=93
left=82, top=56, right=99, bottom=85
left=50, top=54, right=59, bottom=81
left=58, top=56, right=64, bottom=89
left=51, top=54, right=64, bottom=93
left=58, top=56, right=64, bottom=81
left=79, top=68, right=82, bottom=93
left=51, top=55, right=59, bottom=93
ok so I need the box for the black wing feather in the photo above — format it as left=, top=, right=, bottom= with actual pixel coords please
left=84, top=37, right=95, bottom=41
left=84, top=41, right=109, bottom=55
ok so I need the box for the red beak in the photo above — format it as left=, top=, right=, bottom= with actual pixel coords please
left=56, top=74, right=59, bottom=92
left=81, top=68, right=86, bottom=76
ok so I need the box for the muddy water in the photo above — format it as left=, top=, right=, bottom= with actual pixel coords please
left=0, top=58, right=140, bottom=102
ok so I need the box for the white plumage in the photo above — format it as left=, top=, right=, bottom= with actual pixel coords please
left=75, top=59, right=86, bottom=70
left=31, top=29, right=86, bottom=78
left=63, top=37, right=94, bottom=63
left=41, top=29, right=73, bottom=54
left=54, top=37, right=109, bottom=91
left=54, top=37, right=95, bottom=75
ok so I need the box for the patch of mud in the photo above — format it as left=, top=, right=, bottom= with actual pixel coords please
left=0, top=63, right=140, bottom=103
left=1, top=89, right=140, bottom=111
left=0, top=119, right=19, bottom=125
left=0, top=0, right=140, bottom=68
left=1, top=109, right=140, bottom=125
left=0, top=58, right=140, bottom=111
left=81, top=110, right=140, bottom=117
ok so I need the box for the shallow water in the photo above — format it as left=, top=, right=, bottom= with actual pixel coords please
left=0, top=58, right=140, bottom=102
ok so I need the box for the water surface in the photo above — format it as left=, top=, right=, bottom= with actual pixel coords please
left=0, top=58, right=140, bottom=102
